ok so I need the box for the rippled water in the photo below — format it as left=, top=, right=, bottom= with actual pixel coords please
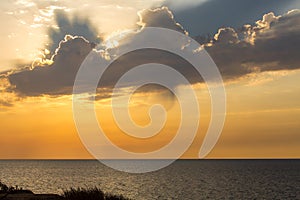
left=0, top=160, right=299, bottom=199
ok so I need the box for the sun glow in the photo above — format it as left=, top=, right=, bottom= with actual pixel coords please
left=103, top=29, right=135, bottom=49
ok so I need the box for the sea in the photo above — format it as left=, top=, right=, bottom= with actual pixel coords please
left=0, top=160, right=299, bottom=199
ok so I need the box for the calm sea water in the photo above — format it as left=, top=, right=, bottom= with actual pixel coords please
left=0, top=160, right=299, bottom=199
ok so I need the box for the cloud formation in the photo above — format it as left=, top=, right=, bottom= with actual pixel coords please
left=6, top=7, right=195, bottom=97
left=164, top=0, right=299, bottom=36
left=9, top=35, right=95, bottom=96
left=137, top=7, right=187, bottom=34
left=47, top=10, right=101, bottom=54
left=3, top=8, right=300, bottom=102
left=204, top=9, right=300, bottom=79
left=0, top=76, right=18, bottom=108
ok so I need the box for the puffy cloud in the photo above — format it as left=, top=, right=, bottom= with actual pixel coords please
left=5, top=6, right=194, bottom=98
left=137, top=7, right=187, bottom=34
left=203, top=9, right=300, bottom=79
left=3, top=8, right=300, bottom=102
left=9, top=35, right=95, bottom=96
left=213, top=28, right=239, bottom=44
left=255, top=12, right=279, bottom=30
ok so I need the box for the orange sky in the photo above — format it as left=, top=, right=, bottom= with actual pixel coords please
left=1, top=70, right=299, bottom=159
left=0, top=1, right=300, bottom=159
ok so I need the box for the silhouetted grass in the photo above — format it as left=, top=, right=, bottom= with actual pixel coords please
left=0, top=180, right=33, bottom=194
left=1, top=181, right=130, bottom=200
left=62, top=187, right=129, bottom=200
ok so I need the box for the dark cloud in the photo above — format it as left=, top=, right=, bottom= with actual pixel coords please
left=203, top=10, right=300, bottom=79
left=47, top=10, right=101, bottom=54
left=4, top=8, right=300, bottom=100
left=7, top=7, right=197, bottom=98
left=9, top=35, right=95, bottom=96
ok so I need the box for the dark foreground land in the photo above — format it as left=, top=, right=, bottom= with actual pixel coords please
left=0, top=181, right=129, bottom=200
left=0, top=193, right=61, bottom=200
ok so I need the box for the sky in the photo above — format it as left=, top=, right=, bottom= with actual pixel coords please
left=165, top=0, right=300, bottom=36
left=0, top=0, right=300, bottom=159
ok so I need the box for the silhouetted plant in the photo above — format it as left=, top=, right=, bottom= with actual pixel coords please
left=0, top=181, right=8, bottom=193
left=1, top=181, right=129, bottom=200
left=63, top=187, right=129, bottom=200
left=0, top=180, right=33, bottom=194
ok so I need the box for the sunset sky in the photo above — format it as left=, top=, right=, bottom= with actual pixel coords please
left=0, top=0, right=300, bottom=159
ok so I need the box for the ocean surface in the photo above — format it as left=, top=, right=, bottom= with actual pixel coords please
left=0, top=160, right=299, bottom=199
